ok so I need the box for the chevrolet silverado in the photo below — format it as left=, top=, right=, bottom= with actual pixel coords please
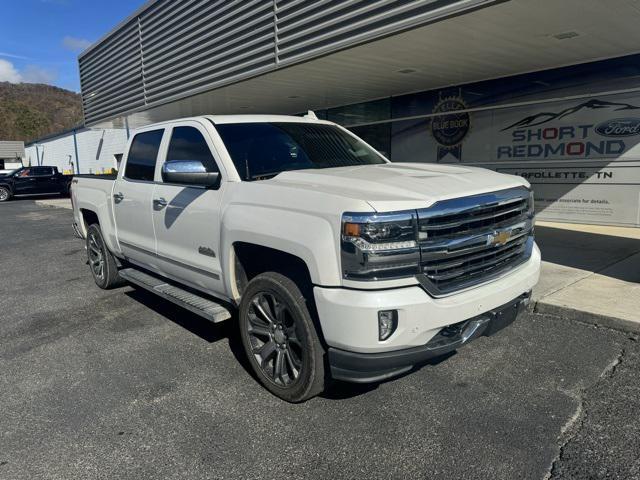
left=71, top=114, right=540, bottom=402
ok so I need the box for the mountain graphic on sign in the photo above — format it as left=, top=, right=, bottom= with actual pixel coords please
left=501, top=99, right=640, bottom=131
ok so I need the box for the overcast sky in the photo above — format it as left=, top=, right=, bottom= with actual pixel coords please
left=0, top=0, right=146, bottom=92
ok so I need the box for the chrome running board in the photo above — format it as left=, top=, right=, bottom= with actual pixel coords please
left=120, top=268, right=232, bottom=323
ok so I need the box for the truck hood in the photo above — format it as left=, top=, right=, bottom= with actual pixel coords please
left=270, top=163, right=529, bottom=211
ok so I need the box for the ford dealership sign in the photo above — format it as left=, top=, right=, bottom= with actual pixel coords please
left=595, top=118, right=640, bottom=137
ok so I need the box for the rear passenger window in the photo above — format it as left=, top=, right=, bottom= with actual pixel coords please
left=166, top=126, right=219, bottom=173
left=31, top=167, right=53, bottom=176
left=125, top=130, right=164, bottom=181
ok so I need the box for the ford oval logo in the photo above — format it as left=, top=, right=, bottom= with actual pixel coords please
left=595, top=118, right=640, bottom=137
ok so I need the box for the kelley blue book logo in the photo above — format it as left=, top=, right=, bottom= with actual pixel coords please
left=431, top=90, right=470, bottom=161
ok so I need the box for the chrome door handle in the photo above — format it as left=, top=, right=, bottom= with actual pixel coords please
left=113, top=192, right=124, bottom=202
left=153, top=197, right=168, bottom=209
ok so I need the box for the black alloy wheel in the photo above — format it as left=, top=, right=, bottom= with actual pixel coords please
left=87, top=228, right=105, bottom=281
left=239, top=272, right=326, bottom=402
left=246, top=291, right=304, bottom=386
left=85, top=224, right=123, bottom=289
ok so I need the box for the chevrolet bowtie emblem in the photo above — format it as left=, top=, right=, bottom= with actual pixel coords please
left=488, top=231, right=511, bottom=246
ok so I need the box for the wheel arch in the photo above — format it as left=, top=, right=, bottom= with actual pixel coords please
left=231, top=242, right=314, bottom=302
left=220, top=204, right=342, bottom=302
left=77, top=207, right=120, bottom=255
left=79, top=208, right=100, bottom=228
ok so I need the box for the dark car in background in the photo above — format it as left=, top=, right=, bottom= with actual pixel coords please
left=0, top=166, right=72, bottom=202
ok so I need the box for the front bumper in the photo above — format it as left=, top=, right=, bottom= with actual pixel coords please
left=314, top=243, right=540, bottom=353
left=328, top=291, right=530, bottom=382
left=313, top=242, right=540, bottom=383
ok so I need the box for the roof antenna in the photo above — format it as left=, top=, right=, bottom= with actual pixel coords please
left=304, top=110, right=318, bottom=120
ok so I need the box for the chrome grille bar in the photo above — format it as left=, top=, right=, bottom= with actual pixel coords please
left=424, top=235, right=528, bottom=273
left=424, top=204, right=527, bottom=231
left=424, top=239, right=528, bottom=282
left=416, top=187, right=534, bottom=296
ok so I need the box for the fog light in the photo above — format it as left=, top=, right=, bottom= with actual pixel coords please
left=378, top=310, right=398, bottom=341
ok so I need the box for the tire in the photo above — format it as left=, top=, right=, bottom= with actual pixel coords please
left=239, top=272, right=326, bottom=402
left=0, top=186, right=11, bottom=202
left=86, top=224, right=123, bottom=289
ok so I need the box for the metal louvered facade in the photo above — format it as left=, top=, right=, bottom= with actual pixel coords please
left=79, top=0, right=499, bottom=125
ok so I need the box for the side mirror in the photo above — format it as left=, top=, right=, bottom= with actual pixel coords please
left=161, top=160, right=220, bottom=187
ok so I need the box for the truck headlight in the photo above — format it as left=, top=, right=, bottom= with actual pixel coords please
left=528, top=189, right=535, bottom=214
left=528, top=189, right=536, bottom=227
left=341, top=211, right=420, bottom=280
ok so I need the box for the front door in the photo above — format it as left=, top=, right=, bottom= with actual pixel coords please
left=113, top=128, right=165, bottom=271
left=151, top=122, right=226, bottom=296
left=12, top=168, right=39, bottom=194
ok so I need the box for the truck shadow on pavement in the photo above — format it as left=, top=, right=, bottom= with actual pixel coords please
left=322, top=352, right=456, bottom=400
left=124, top=288, right=234, bottom=344
left=124, top=287, right=455, bottom=400
left=124, top=288, right=266, bottom=392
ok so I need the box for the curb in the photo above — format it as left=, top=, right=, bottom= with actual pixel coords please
left=529, top=300, right=640, bottom=335
left=35, top=199, right=72, bottom=210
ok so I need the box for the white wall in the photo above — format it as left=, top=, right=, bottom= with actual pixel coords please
left=25, top=128, right=128, bottom=174
left=0, top=140, right=25, bottom=161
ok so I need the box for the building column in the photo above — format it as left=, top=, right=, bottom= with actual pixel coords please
left=72, top=129, right=81, bottom=174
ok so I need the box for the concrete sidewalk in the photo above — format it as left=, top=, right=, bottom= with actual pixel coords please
left=35, top=197, right=72, bottom=210
left=533, top=221, right=640, bottom=333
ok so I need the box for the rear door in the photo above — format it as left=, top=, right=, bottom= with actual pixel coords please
left=33, top=167, right=59, bottom=193
left=151, top=121, right=226, bottom=296
left=113, top=128, right=165, bottom=270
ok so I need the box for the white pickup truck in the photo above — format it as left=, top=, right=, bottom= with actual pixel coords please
left=71, top=114, right=540, bottom=402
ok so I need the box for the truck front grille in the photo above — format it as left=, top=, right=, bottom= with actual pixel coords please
left=416, top=187, right=534, bottom=296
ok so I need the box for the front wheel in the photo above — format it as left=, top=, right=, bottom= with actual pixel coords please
left=0, top=186, right=11, bottom=202
left=239, top=272, right=326, bottom=403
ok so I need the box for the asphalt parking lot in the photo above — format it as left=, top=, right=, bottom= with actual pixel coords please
left=1, top=199, right=639, bottom=480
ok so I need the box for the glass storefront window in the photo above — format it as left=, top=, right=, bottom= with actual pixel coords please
left=327, top=98, right=390, bottom=126
left=349, top=123, right=391, bottom=159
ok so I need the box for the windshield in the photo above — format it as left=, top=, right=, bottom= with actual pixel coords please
left=215, top=122, right=386, bottom=181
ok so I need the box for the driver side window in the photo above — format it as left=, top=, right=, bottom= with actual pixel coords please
left=166, top=127, right=219, bottom=174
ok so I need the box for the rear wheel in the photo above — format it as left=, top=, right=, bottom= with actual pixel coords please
left=86, top=224, right=123, bottom=289
left=0, top=186, right=11, bottom=202
left=239, top=272, right=326, bottom=402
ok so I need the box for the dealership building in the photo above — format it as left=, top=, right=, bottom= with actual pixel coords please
left=25, top=126, right=126, bottom=175
left=0, top=141, right=25, bottom=170
left=29, top=0, right=640, bottom=226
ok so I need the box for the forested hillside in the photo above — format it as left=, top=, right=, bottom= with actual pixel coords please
left=0, top=82, right=83, bottom=142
